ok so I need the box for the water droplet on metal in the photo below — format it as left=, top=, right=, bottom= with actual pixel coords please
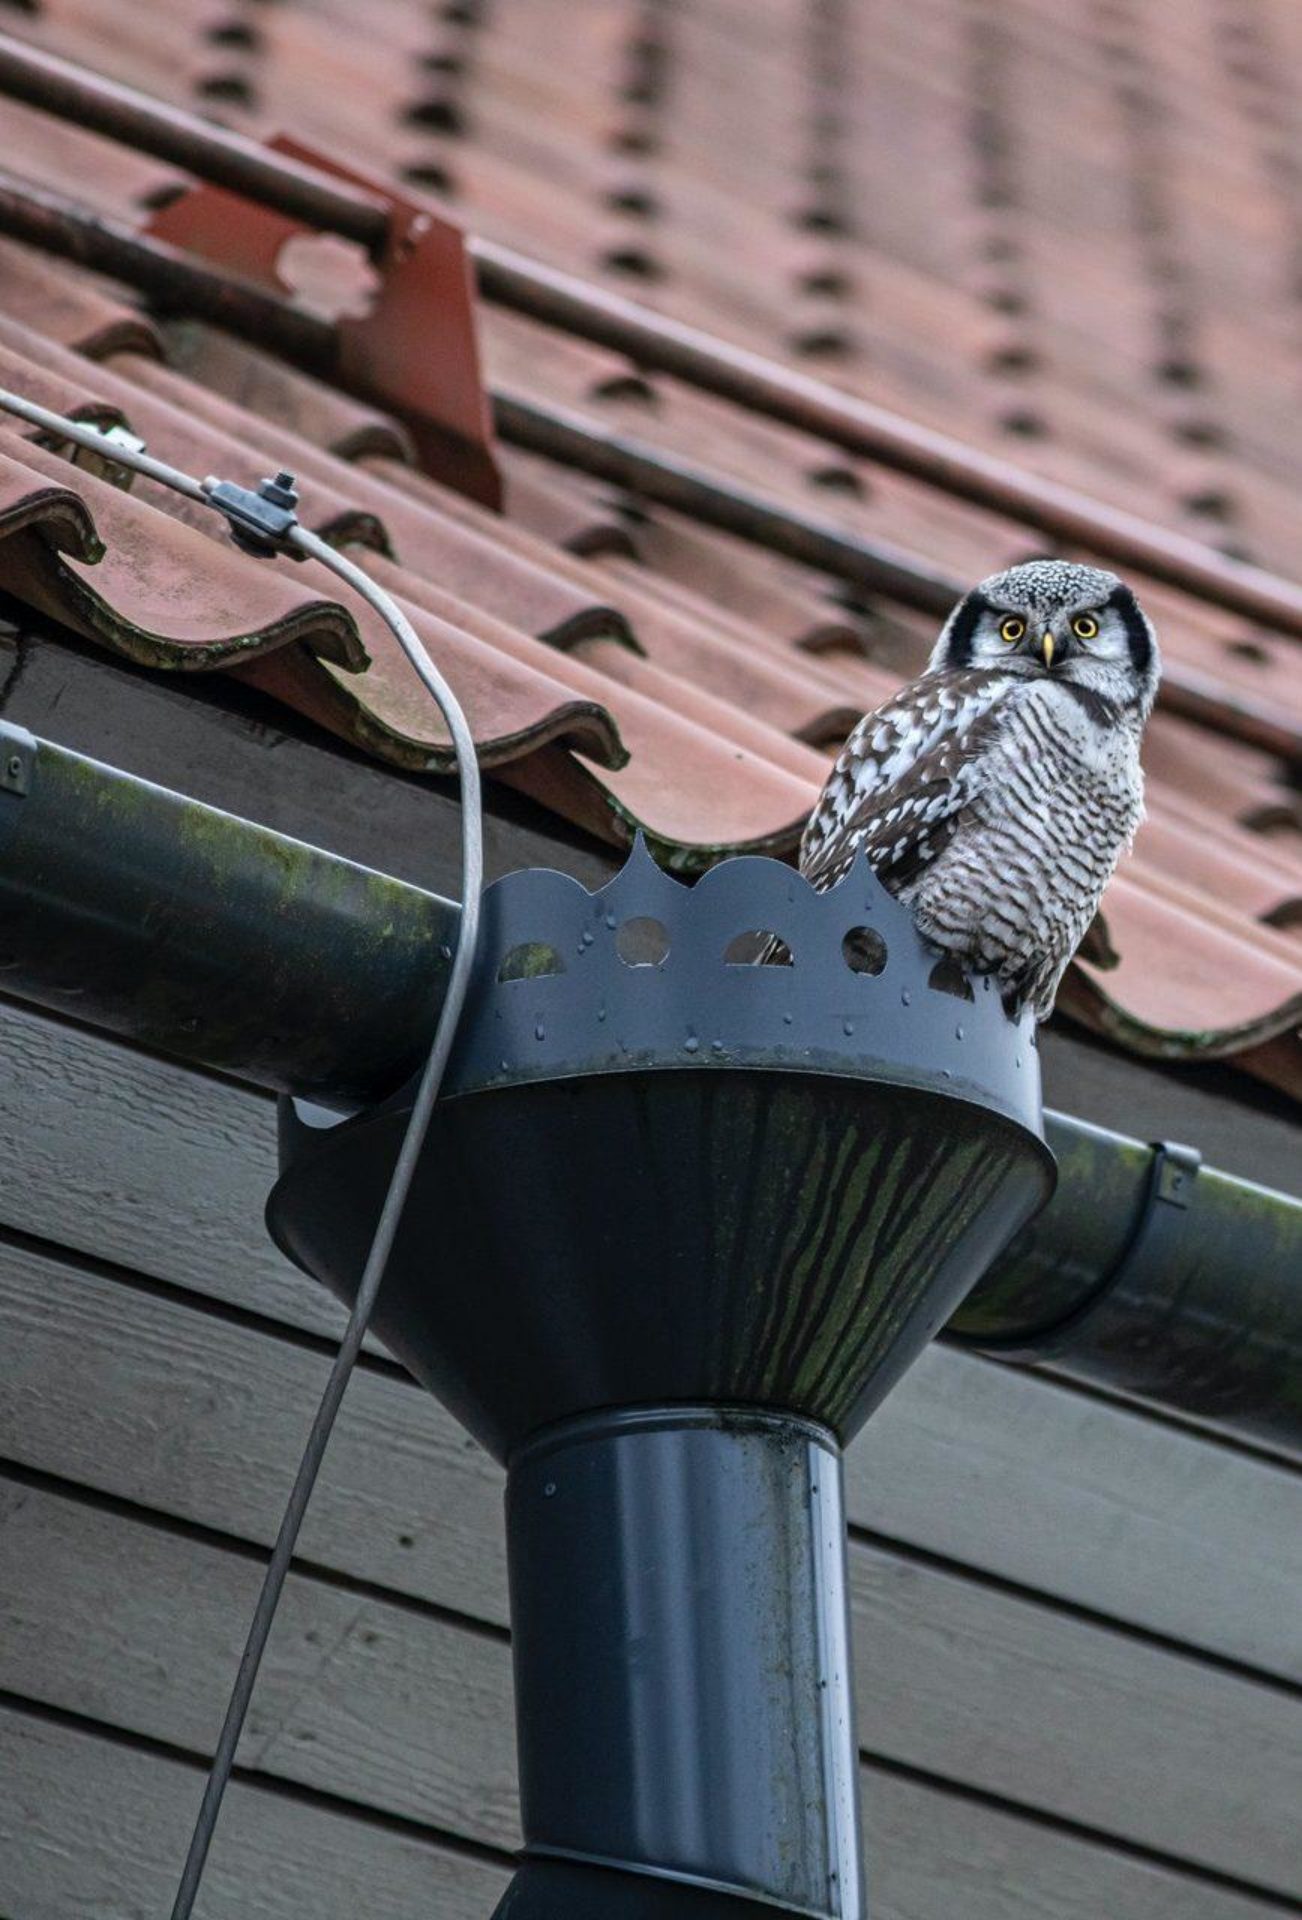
left=842, top=1019, right=855, bottom=1036
left=782, top=1012, right=794, bottom=1026
left=596, top=1006, right=607, bottom=1022
left=605, top=911, right=617, bottom=929
left=955, top=1024, right=964, bottom=1040
left=544, top=1482, right=557, bottom=1498
left=711, top=1039, right=724, bottom=1054
left=900, top=989, right=912, bottom=1007
left=534, top=1022, right=546, bottom=1041
left=684, top=1035, right=700, bottom=1053
left=580, top=929, right=594, bottom=947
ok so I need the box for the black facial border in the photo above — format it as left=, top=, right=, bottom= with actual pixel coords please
left=1106, top=582, right=1153, bottom=677
left=944, top=589, right=990, bottom=668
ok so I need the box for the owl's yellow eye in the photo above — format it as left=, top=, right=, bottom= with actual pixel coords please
left=999, top=617, right=1026, bottom=644
left=1072, top=613, right=1100, bottom=640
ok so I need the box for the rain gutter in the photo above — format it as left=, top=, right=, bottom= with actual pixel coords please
left=1, top=718, right=1297, bottom=1456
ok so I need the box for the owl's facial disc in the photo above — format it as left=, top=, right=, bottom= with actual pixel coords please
left=931, top=560, right=1160, bottom=716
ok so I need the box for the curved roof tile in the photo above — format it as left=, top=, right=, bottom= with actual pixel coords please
left=0, top=1, right=1297, bottom=1095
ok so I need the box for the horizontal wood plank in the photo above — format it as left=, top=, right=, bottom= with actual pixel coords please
left=0, top=1707, right=507, bottom=1920
left=0, top=1480, right=520, bottom=1850
left=0, top=1639, right=1290, bottom=1920
left=0, top=1236, right=509, bottom=1626
left=1, top=999, right=1298, bottom=1684
left=3, top=1282, right=1299, bottom=1894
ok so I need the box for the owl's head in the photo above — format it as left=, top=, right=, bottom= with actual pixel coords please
left=929, top=559, right=1160, bottom=716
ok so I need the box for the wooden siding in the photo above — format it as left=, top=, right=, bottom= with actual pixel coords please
left=1, top=997, right=1300, bottom=1918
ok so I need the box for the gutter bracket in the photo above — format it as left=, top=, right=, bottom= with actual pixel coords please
left=0, top=723, right=36, bottom=798
left=977, top=1139, right=1203, bottom=1363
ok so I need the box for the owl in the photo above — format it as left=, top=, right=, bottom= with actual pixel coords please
left=801, top=559, right=1160, bottom=1019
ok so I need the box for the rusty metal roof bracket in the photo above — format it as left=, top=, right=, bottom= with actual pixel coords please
left=145, top=136, right=501, bottom=506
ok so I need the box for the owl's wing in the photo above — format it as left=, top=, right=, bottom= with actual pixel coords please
left=801, top=668, right=1017, bottom=892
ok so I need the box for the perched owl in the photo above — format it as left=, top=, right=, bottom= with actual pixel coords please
left=801, top=559, right=1160, bottom=1019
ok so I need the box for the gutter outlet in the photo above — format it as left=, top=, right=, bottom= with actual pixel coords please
left=268, top=842, right=1052, bottom=1915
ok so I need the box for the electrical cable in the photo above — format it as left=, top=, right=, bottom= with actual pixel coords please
left=0, top=386, right=483, bottom=1918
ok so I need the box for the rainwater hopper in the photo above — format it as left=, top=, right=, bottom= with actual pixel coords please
left=268, top=838, right=1054, bottom=1919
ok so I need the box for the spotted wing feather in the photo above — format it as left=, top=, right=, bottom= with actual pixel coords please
left=801, top=668, right=1017, bottom=894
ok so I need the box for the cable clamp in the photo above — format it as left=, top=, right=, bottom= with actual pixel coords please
left=204, top=470, right=304, bottom=559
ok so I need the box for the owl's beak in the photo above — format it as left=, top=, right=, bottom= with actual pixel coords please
left=1039, top=632, right=1056, bottom=668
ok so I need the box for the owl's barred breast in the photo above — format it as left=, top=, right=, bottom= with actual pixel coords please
left=902, top=683, right=1143, bottom=1013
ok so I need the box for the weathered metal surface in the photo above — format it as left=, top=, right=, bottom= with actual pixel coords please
left=0, top=720, right=455, bottom=1101
left=957, top=1116, right=1302, bottom=1451
left=503, top=1409, right=863, bottom=1917
left=270, top=841, right=1049, bottom=1920
left=272, top=1067, right=1047, bottom=1458
left=0, top=166, right=499, bottom=503
left=270, top=840, right=1052, bottom=1451
left=434, top=840, right=1046, bottom=1129
left=147, top=139, right=502, bottom=507
left=0, top=35, right=393, bottom=252
left=0, top=167, right=333, bottom=366
left=269, top=842, right=1052, bottom=1458
left=0, top=722, right=1295, bottom=1448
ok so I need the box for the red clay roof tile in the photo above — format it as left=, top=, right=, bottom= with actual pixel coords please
left=0, top=238, right=161, bottom=358
left=0, top=4, right=1297, bottom=1094
left=162, top=320, right=416, bottom=464
left=0, top=444, right=100, bottom=559
left=0, top=434, right=364, bottom=669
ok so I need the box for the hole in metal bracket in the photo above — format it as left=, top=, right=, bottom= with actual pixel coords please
left=842, top=927, right=887, bottom=976
left=928, top=956, right=975, bottom=1002
left=498, top=942, right=566, bottom=983
left=724, top=931, right=793, bottom=967
left=616, top=917, right=670, bottom=967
